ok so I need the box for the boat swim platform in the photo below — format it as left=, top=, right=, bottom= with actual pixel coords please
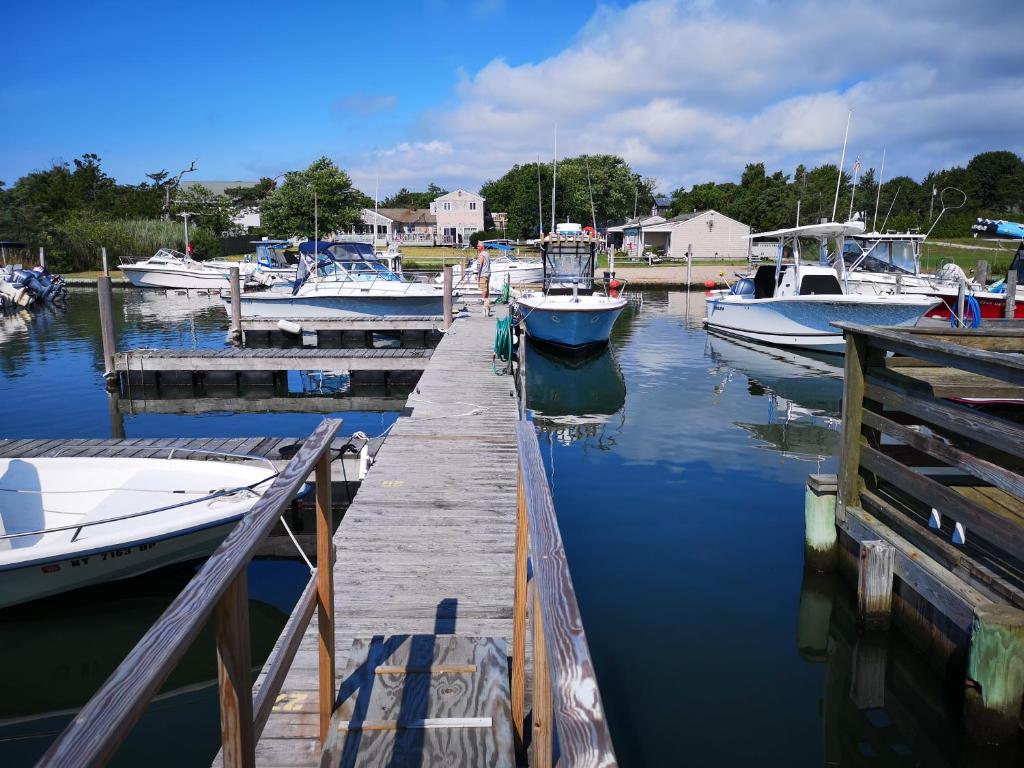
left=110, top=346, right=432, bottom=374
left=243, top=312, right=522, bottom=767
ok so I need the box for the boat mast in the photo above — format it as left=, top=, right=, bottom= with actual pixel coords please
left=873, top=148, right=886, bottom=232
left=831, top=110, right=852, bottom=222
left=537, top=156, right=543, bottom=240
left=550, top=125, right=558, bottom=236
left=848, top=157, right=861, bottom=221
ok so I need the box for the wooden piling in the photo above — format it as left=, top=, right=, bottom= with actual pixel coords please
left=38, top=247, right=46, bottom=269
left=443, top=266, right=454, bottom=329
left=101, top=246, right=109, bottom=276
left=804, top=475, right=838, bottom=572
left=97, top=274, right=117, bottom=383
left=976, top=259, right=989, bottom=287
left=965, top=604, right=1024, bottom=744
left=229, top=267, right=243, bottom=343
left=837, top=332, right=868, bottom=522
left=857, top=540, right=895, bottom=630
left=1006, top=269, right=1017, bottom=319
left=956, top=282, right=966, bottom=328
left=315, top=451, right=335, bottom=745
left=215, top=569, right=256, bottom=768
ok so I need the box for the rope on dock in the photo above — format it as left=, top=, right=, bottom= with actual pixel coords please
left=492, top=314, right=513, bottom=375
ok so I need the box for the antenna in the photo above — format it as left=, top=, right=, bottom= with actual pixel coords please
left=831, top=110, right=852, bottom=221
left=848, top=157, right=861, bottom=221
left=550, top=125, right=558, bottom=235
left=536, top=157, right=543, bottom=238
left=585, top=157, right=598, bottom=234
left=374, top=170, right=379, bottom=246
left=879, top=185, right=901, bottom=233
left=873, top=148, right=886, bottom=232
left=314, top=190, right=318, bottom=258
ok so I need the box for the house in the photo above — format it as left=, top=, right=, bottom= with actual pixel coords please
left=651, top=195, right=672, bottom=217
left=430, top=189, right=485, bottom=245
left=607, top=210, right=751, bottom=260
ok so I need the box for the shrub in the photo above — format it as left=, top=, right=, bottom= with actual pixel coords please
left=469, top=229, right=504, bottom=247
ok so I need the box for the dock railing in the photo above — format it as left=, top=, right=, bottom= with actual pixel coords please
left=512, top=421, right=617, bottom=767
left=39, top=418, right=342, bottom=768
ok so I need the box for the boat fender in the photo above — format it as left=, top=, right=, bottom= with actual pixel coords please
left=277, top=319, right=303, bottom=335
left=704, top=279, right=716, bottom=289
left=608, top=278, right=622, bottom=298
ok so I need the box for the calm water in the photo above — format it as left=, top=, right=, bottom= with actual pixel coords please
left=0, top=288, right=975, bottom=765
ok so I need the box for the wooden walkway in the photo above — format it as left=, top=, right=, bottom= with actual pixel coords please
left=253, top=312, right=521, bottom=766
left=240, top=316, right=444, bottom=332
left=112, top=347, right=431, bottom=373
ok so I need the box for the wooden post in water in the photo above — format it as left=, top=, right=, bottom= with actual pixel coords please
left=101, top=246, right=109, bottom=276
left=229, top=267, right=243, bottom=344
left=1005, top=269, right=1017, bottom=319
left=442, top=266, right=453, bottom=329
left=857, top=539, right=894, bottom=630
left=215, top=570, right=256, bottom=768
left=531, top=585, right=552, bottom=768
left=976, top=259, right=989, bottom=288
left=837, top=332, right=868, bottom=522
left=97, top=270, right=117, bottom=384
left=511, top=464, right=529, bottom=749
left=804, top=475, right=838, bottom=572
left=956, top=281, right=967, bottom=328
left=686, top=243, right=693, bottom=289
left=315, top=450, right=335, bottom=745
left=38, top=247, right=46, bottom=269
left=965, top=604, right=1024, bottom=744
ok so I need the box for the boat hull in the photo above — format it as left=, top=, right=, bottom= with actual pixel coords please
left=233, top=292, right=446, bottom=319
left=704, top=295, right=937, bottom=354
left=518, top=295, right=627, bottom=348
left=121, top=266, right=232, bottom=290
left=0, top=521, right=237, bottom=609
left=843, top=275, right=1024, bottom=319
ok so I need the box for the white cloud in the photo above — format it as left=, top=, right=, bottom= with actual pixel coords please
left=349, top=0, right=1024, bottom=194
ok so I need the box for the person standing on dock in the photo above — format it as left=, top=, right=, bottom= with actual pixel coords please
left=476, top=242, right=492, bottom=317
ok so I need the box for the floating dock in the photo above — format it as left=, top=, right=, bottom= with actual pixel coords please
left=111, top=347, right=431, bottom=373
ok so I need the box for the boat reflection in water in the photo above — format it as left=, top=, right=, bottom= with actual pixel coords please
left=706, top=333, right=843, bottom=462
left=526, top=340, right=626, bottom=447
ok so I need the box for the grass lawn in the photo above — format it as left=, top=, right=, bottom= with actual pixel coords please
left=64, top=269, right=126, bottom=280
left=920, top=237, right=1020, bottom=275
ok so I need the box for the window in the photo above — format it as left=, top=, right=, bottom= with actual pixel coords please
left=443, top=202, right=452, bottom=211
left=469, top=202, right=477, bottom=211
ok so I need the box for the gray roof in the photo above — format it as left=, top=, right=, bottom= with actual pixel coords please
left=180, top=180, right=258, bottom=196
left=665, top=211, right=703, bottom=223
left=378, top=208, right=437, bottom=225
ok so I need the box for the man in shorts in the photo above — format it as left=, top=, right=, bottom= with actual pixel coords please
left=476, top=242, right=492, bottom=317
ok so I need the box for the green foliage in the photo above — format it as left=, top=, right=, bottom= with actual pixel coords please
left=47, top=217, right=187, bottom=272
left=260, top=157, right=364, bottom=237
left=173, top=183, right=235, bottom=237
left=189, top=227, right=222, bottom=259
left=381, top=183, right=447, bottom=209
left=469, top=229, right=504, bottom=247
left=225, top=178, right=277, bottom=209
left=480, top=155, right=655, bottom=239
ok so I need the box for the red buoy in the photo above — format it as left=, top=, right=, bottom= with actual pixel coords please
left=608, top=278, right=621, bottom=298
left=704, top=278, right=716, bottom=289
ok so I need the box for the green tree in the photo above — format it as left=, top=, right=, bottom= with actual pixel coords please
left=173, top=183, right=235, bottom=237
left=260, top=157, right=363, bottom=237
left=381, top=183, right=447, bottom=209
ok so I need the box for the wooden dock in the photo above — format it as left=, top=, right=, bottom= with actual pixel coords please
left=239, top=316, right=444, bottom=332
left=111, top=347, right=431, bottom=373
left=252, top=312, right=522, bottom=766
left=808, top=320, right=1024, bottom=746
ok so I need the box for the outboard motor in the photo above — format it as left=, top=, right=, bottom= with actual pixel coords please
left=13, top=268, right=54, bottom=301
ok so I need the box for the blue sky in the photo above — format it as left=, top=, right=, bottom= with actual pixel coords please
left=3, top=0, right=1023, bottom=196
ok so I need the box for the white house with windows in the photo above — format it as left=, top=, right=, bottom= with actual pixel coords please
left=607, top=210, right=751, bottom=260
left=430, top=189, right=485, bottom=245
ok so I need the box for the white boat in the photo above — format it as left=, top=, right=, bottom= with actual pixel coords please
left=438, top=253, right=544, bottom=289
left=704, top=221, right=940, bottom=353
left=516, top=230, right=627, bottom=349
left=0, top=456, right=277, bottom=608
left=228, top=246, right=446, bottom=319
left=120, top=249, right=236, bottom=290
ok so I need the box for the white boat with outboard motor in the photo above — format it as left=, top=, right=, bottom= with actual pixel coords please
left=120, top=248, right=239, bottom=290
left=438, top=249, right=544, bottom=290
left=226, top=241, right=447, bottom=319
left=704, top=220, right=940, bottom=353
left=515, top=225, right=627, bottom=349
left=0, top=453, right=280, bottom=608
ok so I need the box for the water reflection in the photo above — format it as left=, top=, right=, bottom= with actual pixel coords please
left=526, top=341, right=625, bottom=448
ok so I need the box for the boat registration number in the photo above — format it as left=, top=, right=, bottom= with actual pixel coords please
left=45, top=542, right=159, bottom=572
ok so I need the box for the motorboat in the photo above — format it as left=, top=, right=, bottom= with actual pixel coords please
left=515, top=227, right=627, bottom=349
left=120, top=249, right=236, bottom=290
left=836, top=232, right=1024, bottom=320
left=704, top=221, right=940, bottom=354
left=227, top=242, right=446, bottom=319
left=0, top=455, right=277, bottom=608
left=236, top=240, right=299, bottom=288
left=439, top=249, right=544, bottom=290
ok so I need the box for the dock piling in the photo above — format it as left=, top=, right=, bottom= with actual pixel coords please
left=1006, top=269, right=1017, bottom=318
left=443, top=266, right=453, bottom=329
left=101, top=246, right=109, bottom=276
left=965, top=604, right=1024, bottom=744
left=229, top=267, right=243, bottom=344
left=857, top=539, right=894, bottom=631
left=805, top=475, right=838, bottom=572
left=976, top=259, right=989, bottom=288
left=38, top=246, right=46, bottom=269
left=97, top=273, right=117, bottom=384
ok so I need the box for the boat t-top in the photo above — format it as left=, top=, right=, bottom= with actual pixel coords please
left=227, top=240, right=446, bottom=319
left=704, top=219, right=940, bottom=353
left=515, top=223, right=627, bottom=349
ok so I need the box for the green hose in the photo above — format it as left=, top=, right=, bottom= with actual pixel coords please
left=492, top=314, right=513, bottom=375
left=494, top=280, right=511, bottom=305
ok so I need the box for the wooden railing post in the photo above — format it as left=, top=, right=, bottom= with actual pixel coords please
left=511, top=462, right=528, bottom=749
left=443, top=266, right=454, bottom=329
left=216, top=569, right=256, bottom=768
left=316, top=448, right=335, bottom=745
left=837, top=332, right=868, bottom=522
left=531, top=585, right=553, bottom=768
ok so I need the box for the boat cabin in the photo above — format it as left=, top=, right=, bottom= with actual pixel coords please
left=540, top=232, right=597, bottom=296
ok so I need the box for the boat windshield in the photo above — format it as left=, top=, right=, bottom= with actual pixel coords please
left=541, top=236, right=595, bottom=294
left=842, top=239, right=917, bottom=275
left=316, top=258, right=401, bottom=282
left=150, top=248, right=188, bottom=264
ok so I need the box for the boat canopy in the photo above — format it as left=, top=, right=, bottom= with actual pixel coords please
left=747, top=220, right=867, bottom=240
left=298, top=240, right=337, bottom=255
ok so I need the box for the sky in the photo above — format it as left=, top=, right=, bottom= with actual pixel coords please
left=2, top=0, right=1023, bottom=197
